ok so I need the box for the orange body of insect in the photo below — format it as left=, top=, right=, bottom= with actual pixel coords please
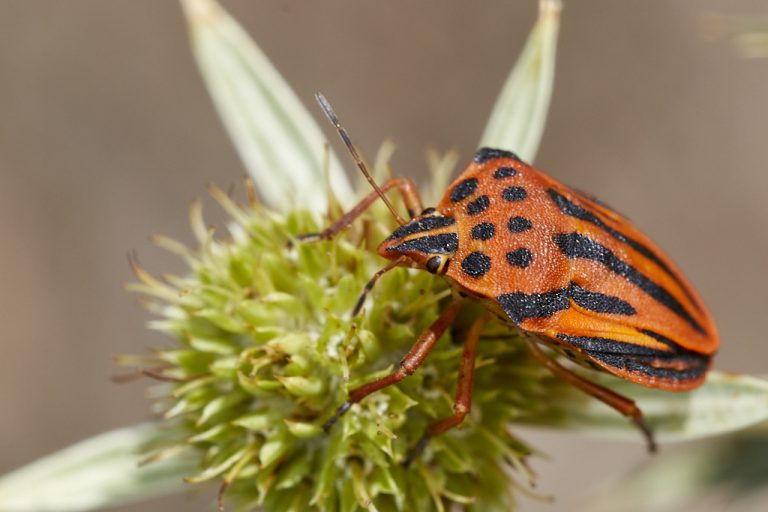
left=381, top=147, right=718, bottom=392
left=312, top=94, right=718, bottom=457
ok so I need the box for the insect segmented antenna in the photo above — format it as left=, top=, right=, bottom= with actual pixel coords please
left=315, top=92, right=406, bottom=226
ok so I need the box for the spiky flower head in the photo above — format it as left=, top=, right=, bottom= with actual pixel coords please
left=129, top=170, right=575, bottom=510
left=118, top=1, right=572, bottom=509
left=2, top=3, right=768, bottom=512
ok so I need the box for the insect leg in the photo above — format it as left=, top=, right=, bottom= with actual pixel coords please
left=525, top=338, right=657, bottom=453
left=322, top=300, right=462, bottom=431
left=351, top=256, right=406, bottom=317
left=404, top=313, right=490, bottom=466
left=296, top=177, right=423, bottom=242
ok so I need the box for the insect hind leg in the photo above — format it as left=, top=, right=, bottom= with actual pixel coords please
left=404, top=313, right=490, bottom=466
left=525, top=337, right=657, bottom=453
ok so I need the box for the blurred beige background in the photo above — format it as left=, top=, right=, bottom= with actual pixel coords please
left=1, top=1, right=767, bottom=511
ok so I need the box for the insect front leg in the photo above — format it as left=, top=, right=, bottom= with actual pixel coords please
left=524, top=337, right=657, bottom=452
left=296, top=177, right=423, bottom=242
left=322, top=300, right=463, bottom=431
left=404, top=313, right=490, bottom=466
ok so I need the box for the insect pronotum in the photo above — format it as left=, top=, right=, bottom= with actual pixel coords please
left=304, top=93, right=719, bottom=462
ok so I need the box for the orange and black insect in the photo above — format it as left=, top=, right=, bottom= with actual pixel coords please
left=307, top=93, right=719, bottom=459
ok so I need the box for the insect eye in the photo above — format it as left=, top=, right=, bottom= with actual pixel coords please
left=425, top=256, right=442, bottom=274
left=421, top=207, right=436, bottom=215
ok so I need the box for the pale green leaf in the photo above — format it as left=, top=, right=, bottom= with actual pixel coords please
left=480, top=0, right=562, bottom=162
left=587, top=432, right=768, bottom=512
left=533, top=371, right=768, bottom=442
left=587, top=442, right=722, bottom=512
left=180, top=0, right=353, bottom=213
left=0, top=424, right=197, bottom=512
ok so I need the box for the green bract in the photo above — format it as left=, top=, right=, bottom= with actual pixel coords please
left=129, top=183, right=571, bottom=511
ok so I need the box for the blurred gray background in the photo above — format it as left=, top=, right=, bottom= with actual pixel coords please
left=1, top=1, right=766, bottom=511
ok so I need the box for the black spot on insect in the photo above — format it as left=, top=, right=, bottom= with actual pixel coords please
left=507, top=216, right=532, bottom=233
left=474, top=147, right=521, bottom=164
left=502, top=186, right=527, bottom=202
left=494, top=166, right=517, bottom=179
left=461, top=251, right=491, bottom=278
left=450, top=178, right=479, bottom=203
left=567, top=282, right=636, bottom=315
left=497, top=289, right=569, bottom=324
left=386, top=233, right=459, bottom=255
left=493, top=167, right=517, bottom=180
left=466, top=195, right=490, bottom=215
left=420, top=207, right=436, bottom=215
left=506, top=248, right=533, bottom=268
left=471, top=223, right=495, bottom=241
left=387, top=215, right=456, bottom=240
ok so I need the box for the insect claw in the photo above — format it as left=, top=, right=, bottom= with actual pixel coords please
left=322, top=401, right=352, bottom=431
left=624, top=406, right=657, bottom=453
left=351, top=294, right=366, bottom=318
left=403, top=434, right=430, bottom=467
left=217, top=479, right=230, bottom=512
left=635, top=418, right=658, bottom=453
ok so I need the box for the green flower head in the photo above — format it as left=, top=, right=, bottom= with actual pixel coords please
left=130, top=177, right=572, bottom=511
left=6, top=2, right=768, bottom=512
left=124, top=1, right=568, bottom=508
left=120, top=1, right=768, bottom=511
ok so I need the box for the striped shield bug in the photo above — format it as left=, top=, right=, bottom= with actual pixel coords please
left=305, top=93, right=719, bottom=460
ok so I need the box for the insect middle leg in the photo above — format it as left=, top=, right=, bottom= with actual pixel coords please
left=297, top=177, right=423, bottom=241
left=323, top=300, right=463, bottom=431
left=524, top=338, right=657, bottom=452
left=405, top=313, right=490, bottom=466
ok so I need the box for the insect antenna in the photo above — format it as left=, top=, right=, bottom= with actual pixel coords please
left=315, top=92, right=406, bottom=226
